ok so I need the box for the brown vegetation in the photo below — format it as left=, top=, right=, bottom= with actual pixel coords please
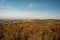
left=0, top=19, right=60, bottom=40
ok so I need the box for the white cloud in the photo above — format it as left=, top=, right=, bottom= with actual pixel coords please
left=0, top=0, right=7, bottom=4
left=0, top=8, right=34, bottom=19
left=0, top=8, right=60, bottom=19
left=28, top=3, right=33, bottom=8
left=0, top=9, right=60, bottom=19
left=28, top=3, right=43, bottom=8
left=0, top=2, right=60, bottom=19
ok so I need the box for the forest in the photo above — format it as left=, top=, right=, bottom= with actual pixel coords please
left=0, top=19, right=60, bottom=40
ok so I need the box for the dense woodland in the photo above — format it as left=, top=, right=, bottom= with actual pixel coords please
left=0, top=19, right=60, bottom=40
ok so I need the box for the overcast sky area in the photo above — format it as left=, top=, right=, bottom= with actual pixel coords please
left=0, top=0, right=60, bottom=19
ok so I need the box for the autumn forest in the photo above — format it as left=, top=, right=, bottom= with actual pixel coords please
left=0, top=19, right=60, bottom=40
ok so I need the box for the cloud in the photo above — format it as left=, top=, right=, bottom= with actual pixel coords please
left=0, top=9, right=60, bottom=19
left=0, top=0, right=7, bottom=4
left=0, top=0, right=60, bottom=19
left=28, top=3, right=44, bottom=8
left=0, top=7, right=60, bottom=19
left=0, top=8, right=34, bottom=19
left=28, top=3, right=34, bottom=8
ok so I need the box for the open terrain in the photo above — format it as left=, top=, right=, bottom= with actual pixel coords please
left=0, top=19, right=60, bottom=40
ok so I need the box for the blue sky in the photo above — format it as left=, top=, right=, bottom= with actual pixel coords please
left=0, top=0, right=60, bottom=19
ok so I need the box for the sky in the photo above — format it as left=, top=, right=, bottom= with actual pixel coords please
left=0, top=0, right=60, bottom=19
